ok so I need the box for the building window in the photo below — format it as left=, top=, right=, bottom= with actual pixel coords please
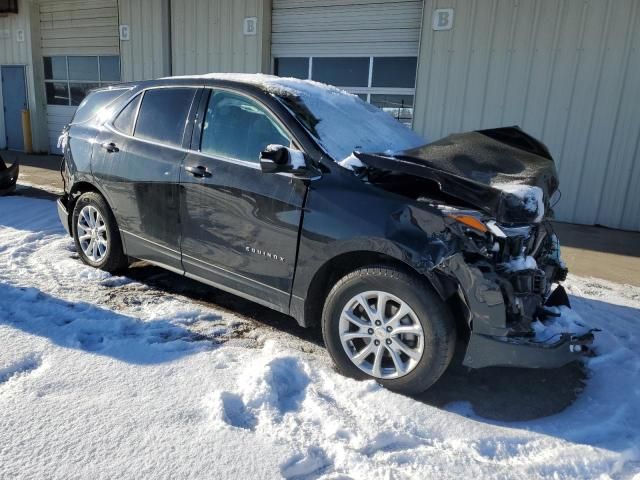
left=274, top=56, right=417, bottom=126
left=43, top=56, right=121, bottom=106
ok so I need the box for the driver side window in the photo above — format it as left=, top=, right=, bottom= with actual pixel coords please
left=200, top=90, right=290, bottom=163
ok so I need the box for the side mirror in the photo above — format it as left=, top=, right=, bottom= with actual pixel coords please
left=259, top=145, right=308, bottom=175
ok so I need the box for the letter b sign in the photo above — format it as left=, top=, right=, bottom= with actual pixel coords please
left=432, top=8, right=454, bottom=31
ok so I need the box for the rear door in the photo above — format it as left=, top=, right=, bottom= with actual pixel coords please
left=92, top=87, right=201, bottom=270
left=180, top=88, right=307, bottom=312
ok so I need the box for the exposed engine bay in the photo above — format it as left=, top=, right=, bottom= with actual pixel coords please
left=351, top=127, right=596, bottom=368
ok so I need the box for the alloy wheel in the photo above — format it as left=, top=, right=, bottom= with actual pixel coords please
left=77, top=205, right=109, bottom=263
left=339, top=290, right=425, bottom=379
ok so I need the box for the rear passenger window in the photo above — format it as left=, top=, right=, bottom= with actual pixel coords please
left=72, top=88, right=129, bottom=125
left=200, top=90, right=290, bottom=163
left=113, top=94, right=142, bottom=135
left=134, top=88, right=197, bottom=147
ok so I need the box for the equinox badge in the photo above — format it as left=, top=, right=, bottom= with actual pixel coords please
left=245, top=246, right=285, bottom=262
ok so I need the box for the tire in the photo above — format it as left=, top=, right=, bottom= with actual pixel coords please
left=322, top=266, right=456, bottom=394
left=72, top=191, right=128, bottom=273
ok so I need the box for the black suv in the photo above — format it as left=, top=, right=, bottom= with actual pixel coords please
left=57, top=74, right=594, bottom=393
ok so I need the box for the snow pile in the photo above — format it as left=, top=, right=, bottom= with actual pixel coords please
left=496, top=184, right=545, bottom=222
left=500, top=255, right=537, bottom=272
left=1, top=196, right=640, bottom=478
left=532, top=305, right=593, bottom=343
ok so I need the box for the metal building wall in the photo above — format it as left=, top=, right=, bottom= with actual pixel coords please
left=39, top=0, right=121, bottom=151
left=414, top=0, right=640, bottom=231
left=0, top=0, right=47, bottom=152
left=118, top=0, right=171, bottom=81
left=272, top=0, right=423, bottom=57
left=39, top=0, right=120, bottom=56
left=171, top=0, right=272, bottom=75
left=0, top=0, right=31, bottom=65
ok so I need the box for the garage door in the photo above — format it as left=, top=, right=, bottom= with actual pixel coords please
left=272, top=0, right=424, bottom=127
left=39, top=0, right=120, bottom=153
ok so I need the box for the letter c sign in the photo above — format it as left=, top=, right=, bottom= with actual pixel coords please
left=432, top=8, right=454, bottom=31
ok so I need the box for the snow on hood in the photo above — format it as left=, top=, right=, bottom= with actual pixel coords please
left=493, top=184, right=545, bottom=222
left=166, top=73, right=425, bottom=161
left=337, top=153, right=365, bottom=171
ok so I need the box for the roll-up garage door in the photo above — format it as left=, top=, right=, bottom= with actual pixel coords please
left=271, top=0, right=424, bottom=129
left=39, top=0, right=120, bottom=152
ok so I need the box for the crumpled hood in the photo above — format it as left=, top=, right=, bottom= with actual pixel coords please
left=355, top=127, right=559, bottom=223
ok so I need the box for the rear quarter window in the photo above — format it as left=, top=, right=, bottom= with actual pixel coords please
left=71, top=88, right=130, bottom=125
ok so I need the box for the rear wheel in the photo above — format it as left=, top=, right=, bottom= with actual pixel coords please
left=322, top=266, right=456, bottom=394
left=72, top=192, right=127, bottom=273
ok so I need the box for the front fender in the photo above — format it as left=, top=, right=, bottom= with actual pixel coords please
left=291, top=190, right=459, bottom=326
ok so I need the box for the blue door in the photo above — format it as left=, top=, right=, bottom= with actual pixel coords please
left=1, top=66, right=27, bottom=151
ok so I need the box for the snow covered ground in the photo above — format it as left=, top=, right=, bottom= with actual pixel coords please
left=1, top=195, right=639, bottom=479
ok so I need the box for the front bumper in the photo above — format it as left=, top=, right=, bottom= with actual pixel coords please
left=57, top=197, right=71, bottom=236
left=463, top=330, right=595, bottom=369
left=437, top=252, right=595, bottom=369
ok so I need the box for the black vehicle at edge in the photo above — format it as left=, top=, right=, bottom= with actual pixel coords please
left=56, top=74, right=595, bottom=394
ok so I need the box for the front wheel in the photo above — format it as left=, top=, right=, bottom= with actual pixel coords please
left=72, top=192, right=127, bottom=273
left=322, top=266, right=456, bottom=394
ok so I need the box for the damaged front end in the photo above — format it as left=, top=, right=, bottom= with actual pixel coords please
left=354, top=127, right=596, bottom=369
left=435, top=218, right=595, bottom=369
left=0, top=154, right=19, bottom=196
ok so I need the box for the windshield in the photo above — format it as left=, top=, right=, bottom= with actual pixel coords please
left=275, top=83, right=425, bottom=161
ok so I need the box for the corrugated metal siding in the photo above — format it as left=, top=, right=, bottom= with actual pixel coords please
left=118, top=0, right=171, bottom=81
left=39, top=0, right=120, bottom=153
left=171, top=0, right=271, bottom=75
left=39, top=0, right=120, bottom=56
left=414, top=0, right=640, bottom=231
left=0, top=0, right=48, bottom=152
left=272, top=0, right=424, bottom=56
left=0, top=2, right=30, bottom=150
left=0, top=2, right=31, bottom=66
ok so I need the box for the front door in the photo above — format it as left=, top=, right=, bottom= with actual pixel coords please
left=1, top=66, right=27, bottom=151
left=180, top=89, right=307, bottom=312
left=92, top=87, right=200, bottom=270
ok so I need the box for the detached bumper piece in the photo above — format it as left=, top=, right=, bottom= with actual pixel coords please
left=0, top=155, right=19, bottom=195
left=463, top=330, right=596, bottom=369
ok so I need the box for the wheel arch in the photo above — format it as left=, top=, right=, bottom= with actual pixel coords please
left=298, top=249, right=442, bottom=330
left=67, top=181, right=127, bottom=255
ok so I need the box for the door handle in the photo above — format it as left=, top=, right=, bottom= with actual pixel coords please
left=185, top=165, right=212, bottom=178
left=101, top=142, right=119, bottom=153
